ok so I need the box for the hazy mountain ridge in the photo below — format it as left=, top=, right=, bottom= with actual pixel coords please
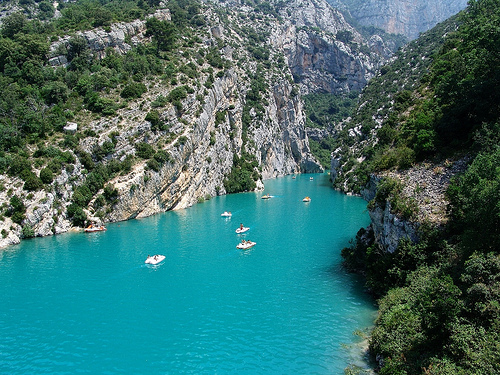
left=328, top=0, right=468, bottom=39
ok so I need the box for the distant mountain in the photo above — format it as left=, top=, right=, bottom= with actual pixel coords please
left=328, top=0, right=468, bottom=39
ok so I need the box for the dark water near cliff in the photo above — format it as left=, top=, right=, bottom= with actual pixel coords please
left=0, top=173, right=375, bottom=374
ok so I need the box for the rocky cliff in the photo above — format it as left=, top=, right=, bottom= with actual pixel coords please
left=327, top=14, right=466, bottom=254
left=329, top=0, right=467, bottom=39
left=0, top=0, right=348, bottom=248
left=350, top=156, right=469, bottom=254
left=271, top=0, right=393, bottom=94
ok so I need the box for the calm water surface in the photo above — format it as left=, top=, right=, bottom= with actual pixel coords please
left=0, top=173, right=376, bottom=374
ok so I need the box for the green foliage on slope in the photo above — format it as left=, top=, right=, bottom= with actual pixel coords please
left=302, top=92, right=359, bottom=168
left=0, top=0, right=207, bottom=227
left=341, top=1, right=500, bottom=373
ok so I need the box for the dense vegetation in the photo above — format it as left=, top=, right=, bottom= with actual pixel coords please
left=329, top=13, right=462, bottom=193
left=0, top=0, right=208, bottom=229
left=341, top=1, right=500, bottom=373
left=303, top=92, right=359, bottom=167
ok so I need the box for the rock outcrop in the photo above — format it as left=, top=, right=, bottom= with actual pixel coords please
left=49, top=9, right=171, bottom=66
left=102, top=69, right=320, bottom=221
left=358, top=158, right=469, bottom=254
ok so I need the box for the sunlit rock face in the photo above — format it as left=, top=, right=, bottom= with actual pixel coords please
left=329, top=0, right=468, bottom=39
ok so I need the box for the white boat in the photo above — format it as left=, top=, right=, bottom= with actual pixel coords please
left=84, top=224, right=107, bottom=232
left=303, top=196, right=311, bottom=202
left=145, top=254, right=165, bottom=265
left=221, top=211, right=232, bottom=217
left=236, top=226, right=250, bottom=234
left=236, top=241, right=256, bottom=250
left=309, top=177, right=314, bottom=180
left=261, top=194, right=271, bottom=199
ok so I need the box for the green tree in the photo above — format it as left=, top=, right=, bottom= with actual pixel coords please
left=146, top=18, right=177, bottom=53
left=135, top=142, right=155, bottom=159
left=1, top=13, right=28, bottom=38
left=447, top=148, right=500, bottom=252
left=120, top=82, right=147, bottom=99
left=432, top=0, right=500, bottom=144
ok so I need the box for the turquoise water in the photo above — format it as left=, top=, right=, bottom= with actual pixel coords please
left=0, top=173, right=376, bottom=374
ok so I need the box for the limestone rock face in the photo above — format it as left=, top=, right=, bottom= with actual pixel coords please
left=270, top=0, right=392, bottom=94
left=49, top=9, right=170, bottom=65
left=330, top=0, right=468, bottom=39
left=0, top=0, right=395, bottom=248
left=0, top=158, right=81, bottom=247
left=359, top=158, right=469, bottom=254
left=105, top=68, right=321, bottom=221
left=368, top=201, right=419, bottom=254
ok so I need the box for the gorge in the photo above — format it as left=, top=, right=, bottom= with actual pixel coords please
left=0, top=0, right=394, bottom=247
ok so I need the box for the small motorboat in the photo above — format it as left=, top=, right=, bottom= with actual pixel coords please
left=309, top=177, right=314, bottom=180
left=84, top=224, right=107, bottom=232
left=261, top=194, right=271, bottom=199
left=303, top=196, right=311, bottom=202
left=236, top=241, right=256, bottom=250
left=221, top=211, right=232, bottom=217
left=236, top=226, right=250, bottom=234
left=145, top=254, right=165, bottom=265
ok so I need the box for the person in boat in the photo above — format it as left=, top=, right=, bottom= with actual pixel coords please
left=240, top=223, right=243, bottom=230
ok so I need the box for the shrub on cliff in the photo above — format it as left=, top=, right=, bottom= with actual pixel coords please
left=223, top=153, right=259, bottom=194
left=120, top=82, right=147, bottom=99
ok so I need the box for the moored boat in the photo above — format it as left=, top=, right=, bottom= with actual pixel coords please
left=84, top=224, right=107, bottom=232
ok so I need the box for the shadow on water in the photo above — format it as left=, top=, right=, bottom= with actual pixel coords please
left=325, top=260, right=378, bottom=373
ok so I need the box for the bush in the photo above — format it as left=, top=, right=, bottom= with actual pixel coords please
left=120, top=82, right=147, bottom=98
left=147, top=159, right=160, bottom=172
left=154, top=150, right=170, bottom=164
left=223, top=153, right=259, bottom=193
left=8, top=194, right=26, bottom=224
left=66, top=203, right=86, bottom=227
left=103, top=184, right=118, bottom=202
left=135, top=142, right=155, bottom=159
left=168, top=86, right=187, bottom=102
left=22, top=224, right=35, bottom=238
left=215, top=110, right=226, bottom=126
left=145, top=110, right=160, bottom=128
left=40, top=167, right=54, bottom=184
left=23, top=173, right=43, bottom=191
